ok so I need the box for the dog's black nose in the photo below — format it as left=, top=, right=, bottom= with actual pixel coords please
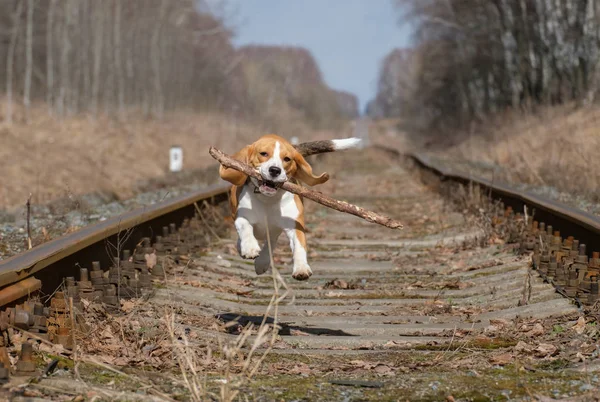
left=269, top=166, right=282, bottom=177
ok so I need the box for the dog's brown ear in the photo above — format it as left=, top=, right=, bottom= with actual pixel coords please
left=219, top=145, right=255, bottom=186
left=293, top=151, right=329, bottom=186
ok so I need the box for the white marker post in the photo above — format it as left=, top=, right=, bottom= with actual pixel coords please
left=169, top=146, right=183, bottom=173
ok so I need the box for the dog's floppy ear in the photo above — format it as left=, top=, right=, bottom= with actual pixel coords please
left=293, top=151, right=329, bottom=186
left=219, top=145, right=255, bottom=186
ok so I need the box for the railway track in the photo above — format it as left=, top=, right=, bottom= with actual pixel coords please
left=0, top=144, right=599, bottom=401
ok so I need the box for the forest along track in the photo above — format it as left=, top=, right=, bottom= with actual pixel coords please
left=8, top=147, right=600, bottom=401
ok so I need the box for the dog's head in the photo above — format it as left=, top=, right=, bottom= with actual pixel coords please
left=238, top=134, right=329, bottom=196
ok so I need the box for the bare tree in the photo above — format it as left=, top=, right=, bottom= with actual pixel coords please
left=5, top=1, right=23, bottom=125
left=91, top=1, right=104, bottom=117
left=373, top=0, right=600, bottom=130
left=0, top=0, right=349, bottom=130
left=24, top=0, right=34, bottom=122
left=46, top=0, right=56, bottom=115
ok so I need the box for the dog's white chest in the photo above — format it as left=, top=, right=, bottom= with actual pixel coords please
left=237, top=185, right=299, bottom=228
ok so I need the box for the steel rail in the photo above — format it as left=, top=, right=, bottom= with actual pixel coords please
left=406, top=150, right=600, bottom=256
left=0, top=183, right=231, bottom=301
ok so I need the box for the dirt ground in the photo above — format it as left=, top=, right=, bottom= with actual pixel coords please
left=1, top=148, right=598, bottom=401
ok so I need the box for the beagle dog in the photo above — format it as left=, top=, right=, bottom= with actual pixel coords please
left=219, top=134, right=362, bottom=280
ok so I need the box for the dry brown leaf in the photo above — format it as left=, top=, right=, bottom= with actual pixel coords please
left=120, top=300, right=136, bottom=313
left=145, top=252, right=157, bottom=269
left=514, top=341, right=533, bottom=354
left=489, top=318, right=513, bottom=328
left=383, top=340, right=411, bottom=348
left=572, top=316, right=587, bottom=335
left=373, top=364, right=394, bottom=375
left=289, top=363, right=312, bottom=376
left=525, top=323, right=545, bottom=337
left=100, top=327, right=115, bottom=340
left=534, top=343, right=558, bottom=357
left=489, top=353, right=513, bottom=366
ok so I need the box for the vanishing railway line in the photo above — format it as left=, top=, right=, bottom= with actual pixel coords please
left=0, top=143, right=599, bottom=400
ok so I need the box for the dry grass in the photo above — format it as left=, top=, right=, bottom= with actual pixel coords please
left=164, top=215, right=289, bottom=401
left=373, top=104, right=600, bottom=201
left=0, top=100, right=353, bottom=210
left=434, top=104, right=600, bottom=198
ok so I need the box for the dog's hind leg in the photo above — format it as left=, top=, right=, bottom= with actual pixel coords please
left=254, top=228, right=281, bottom=275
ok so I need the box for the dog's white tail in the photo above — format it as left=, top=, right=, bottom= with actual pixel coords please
left=331, top=137, right=363, bottom=151
left=294, top=137, right=363, bottom=156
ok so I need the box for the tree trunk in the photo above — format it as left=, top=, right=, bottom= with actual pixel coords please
left=46, top=0, right=56, bottom=115
left=151, top=0, right=167, bottom=119
left=5, top=2, right=23, bottom=125
left=114, top=0, right=125, bottom=120
left=91, top=1, right=103, bottom=118
left=24, top=0, right=34, bottom=123
left=58, top=0, right=72, bottom=117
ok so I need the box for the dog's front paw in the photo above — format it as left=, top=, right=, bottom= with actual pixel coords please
left=292, top=263, right=313, bottom=281
left=239, top=239, right=261, bottom=259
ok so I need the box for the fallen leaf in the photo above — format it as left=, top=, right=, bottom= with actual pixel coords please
left=383, top=340, right=410, bottom=348
left=489, top=319, right=513, bottom=329
left=525, top=323, right=545, bottom=337
left=534, top=343, right=558, bottom=357
left=120, top=300, right=136, bottom=313
left=289, top=363, right=312, bottom=376
left=572, top=316, right=586, bottom=335
left=100, top=327, right=115, bottom=340
left=145, top=252, right=157, bottom=269
left=514, top=341, right=533, bottom=354
left=489, top=353, right=513, bottom=366
left=373, top=364, right=394, bottom=375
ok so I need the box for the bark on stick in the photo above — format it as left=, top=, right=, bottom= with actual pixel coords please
left=209, top=146, right=403, bottom=230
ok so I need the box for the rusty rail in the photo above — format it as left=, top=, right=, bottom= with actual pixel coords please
left=404, top=150, right=599, bottom=306
left=0, top=183, right=230, bottom=304
left=407, top=151, right=600, bottom=255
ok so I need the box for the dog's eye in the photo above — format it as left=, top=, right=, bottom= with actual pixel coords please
left=260, top=152, right=268, bottom=157
left=283, top=157, right=291, bottom=162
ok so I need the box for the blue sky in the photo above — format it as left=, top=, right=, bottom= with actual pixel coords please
left=222, top=0, right=411, bottom=112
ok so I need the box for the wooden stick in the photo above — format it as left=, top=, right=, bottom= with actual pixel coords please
left=209, top=147, right=403, bottom=230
